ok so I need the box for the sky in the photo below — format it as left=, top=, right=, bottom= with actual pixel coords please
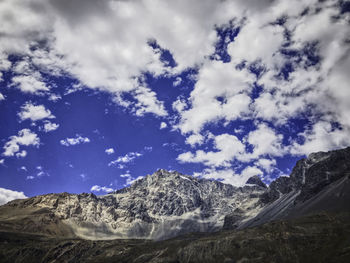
left=0, top=0, right=349, bottom=203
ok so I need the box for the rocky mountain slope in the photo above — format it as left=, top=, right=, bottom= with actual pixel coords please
left=1, top=147, right=350, bottom=241
left=0, top=170, right=266, bottom=240
left=224, top=146, right=350, bottom=229
left=1, top=147, right=350, bottom=262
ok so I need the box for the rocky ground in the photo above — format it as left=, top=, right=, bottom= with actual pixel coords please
left=0, top=212, right=349, bottom=263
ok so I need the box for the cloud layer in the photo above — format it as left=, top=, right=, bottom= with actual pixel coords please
left=0, top=0, right=349, bottom=188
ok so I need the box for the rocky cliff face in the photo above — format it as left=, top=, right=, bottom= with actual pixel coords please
left=229, top=147, right=350, bottom=229
left=2, top=169, right=266, bottom=240
left=260, top=147, right=350, bottom=205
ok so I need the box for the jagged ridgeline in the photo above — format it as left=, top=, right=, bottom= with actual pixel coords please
left=1, top=147, right=350, bottom=240
left=0, top=169, right=266, bottom=240
left=0, top=147, right=350, bottom=262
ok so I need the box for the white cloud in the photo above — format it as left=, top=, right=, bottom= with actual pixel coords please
left=15, top=150, right=27, bottom=158
left=132, top=86, right=167, bottom=117
left=255, top=158, right=276, bottom=173
left=120, top=172, right=143, bottom=186
left=90, top=185, right=114, bottom=193
left=173, top=77, right=182, bottom=87
left=105, top=148, right=115, bottom=155
left=0, top=0, right=349, bottom=186
left=60, top=135, right=90, bottom=146
left=160, top=122, right=167, bottom=129
left=227, top=18, right=285, bottom=68
left=41, top=121, right=59, bottom=132
left=26, top=176, right=35, bottom=180
left=35, top=165, right=49, bottom=177
left=12, top=74, right=49, bottom=95
left=48, top=93, right=62, bottom=102
left=0, top=0, right=245, bottom=116
left=120, top=172, right=131, bottom=178
left=195, top=166, right=263, bottom=187
left=2, top=129, right=40, bottom=157
left=0, top=187, right=27, bottom=205
left=20, top=166, right=27, bottom=172
left=0, top=93, right=4, bottom=101
left=172, top=97, right=187, bottom=113
left=174, top=0, right=350, bottom=179
left=290, top=121, right=350, bottom=156
left=116, top=164, right=126, bottom=169
left=246, top=123, right=286, bottom=159
left=177, top=133, right=245, bottom=167
left=0, top=159, right=4, bottom=165
left=176, top=60, right=255, bottom=134
left=108, top=151, right=142, bottom=166
left=185, top=133, right=205, bottom=147
left=18, top=102, right=55, bottom=122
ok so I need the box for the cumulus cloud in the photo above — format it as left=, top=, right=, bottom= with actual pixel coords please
left=132, top=86, right=168, bottom=117
left=176, top=60, right=255, bottom=134
left=246, top=123, right=286, bottom=159
left=90, top=185, right=113, bottom=193
left=60, top=135, right=90, bottom=146
left=0, top=0, right=239, bottom=116
left=195, top=166, right=263, bottom=187
left=18, top=102, right=55, bottom=122
left=0, top=187, right=27, bottom=205
left=108, top=151, right=142, bottom=166
left=185, top=134, right=205, bottom=147
left=12, top=75, right=49, bottom=95
left=177, top=133, right=246, bottom=167
left=41, top=121, right=59, bottom=132
left=0, top=93, right=5, bottom=101
left=1, top=0, right=349, bottom=186
left=48, top=93, right=62, bottom=102
left=255, top=158, right=277, bottom=173
left=2, top=129, right=40, bottom=157
left=105, top=148, right=115, bottom=155
left=290, top=121, right=350, bottom=156
left=171, top=0, right=350, bottom=186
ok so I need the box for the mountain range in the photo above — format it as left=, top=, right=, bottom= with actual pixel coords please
left=0, top=147, right=350, bottom=262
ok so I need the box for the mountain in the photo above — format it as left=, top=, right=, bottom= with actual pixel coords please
left=0, top=147, right=350, bottom=262
left=0, top=169, right=266, bottom=240
left=225, top=146, right=350, bottom=229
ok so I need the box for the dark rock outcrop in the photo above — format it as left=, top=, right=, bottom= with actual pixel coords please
left=245, top=175, right=267, bottom=188
left=226, top=147, right=350, bottom=230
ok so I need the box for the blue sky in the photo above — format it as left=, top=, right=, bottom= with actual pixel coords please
left=0, top=0, right=349, bottom=202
